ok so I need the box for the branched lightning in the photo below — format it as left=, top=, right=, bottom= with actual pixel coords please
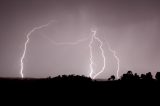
left=89, top=29, right=106, bottom=79
left=89, top=29, right=120, bottom=79
left=107, top=43, right=120, bottom=79
left=20, top=21, right=120, bottom=79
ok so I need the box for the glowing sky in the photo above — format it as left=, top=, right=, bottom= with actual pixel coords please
left=0, top=0, right=160, bottom=78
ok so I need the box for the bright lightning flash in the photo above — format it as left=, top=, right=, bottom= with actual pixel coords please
left=20, top=21, right=120, bottom=79
left=107, top=43, right=120, bottom=79
left=20, top=21, right=54, bottom=78
left=89, top=29, right=106, bottom=79
left=20, top=21, right=89, bottom=78
left=89, top=29, right=120, bottom=79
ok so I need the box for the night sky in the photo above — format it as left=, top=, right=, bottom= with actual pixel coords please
left=0, top=0, right=160, bottom=78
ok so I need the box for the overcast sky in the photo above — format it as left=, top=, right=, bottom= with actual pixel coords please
left=0, top=0, right=160, bottom=78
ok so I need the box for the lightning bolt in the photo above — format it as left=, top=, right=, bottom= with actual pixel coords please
left=40, top=28, right=120, bottom=79
left=20, top=21, right=119, bottom=79
left=20, top=21, right=89, bottom=78
left=107, top=43, right=120, bottom=79
left=89, top=31, right=94, bottom=78
left=42, top=29, right=106, bottom=79
left=89, top=29, right=106, bottom=79
left=20, top=21, right=55, bottom=78
left=89, top=29, right=120, bottom=79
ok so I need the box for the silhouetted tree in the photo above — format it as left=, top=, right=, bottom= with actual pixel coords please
left=155, top=72, right=160, bottom=80
left=140, top=72, right=153, bottom=80
left=121, top=71, right=134, bottom=80
left=108, top=75, right=115, bottom=81
left=48, top=76, right=51, bottom=79
left=141, top=74, right=146, bottom=80
left=145, top=72, right=153, bottom=80
left=127, top=71, right=133, bottom=75
left=134, top=73, right=140, bottom=80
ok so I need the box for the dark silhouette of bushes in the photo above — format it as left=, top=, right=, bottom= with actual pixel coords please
left=0, top=71, right=160, bottom=82
left=108, top=75, right=115, bottom=81
left=53, top=74, right=92, bottom=83
left=141, top=72, right=153, bottom=80
left=155, top=72, right=160, bottom=80
left=120, top=71, right=134, bottom=80
left=1, top=71, right=160, bottom=99
left=0, top=71, right=160, bottom=93
left=120, top=71, right=155, bottom=81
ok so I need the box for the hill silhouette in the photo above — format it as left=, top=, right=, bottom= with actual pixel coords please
left=0, top=71, right=160, bottom=99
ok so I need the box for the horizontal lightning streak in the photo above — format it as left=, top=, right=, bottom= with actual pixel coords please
left=41, top=34, right=90, bottom=45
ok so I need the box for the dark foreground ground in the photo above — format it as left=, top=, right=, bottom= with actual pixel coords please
left=1, top=71, right=160, bottom=102
left=1, top=75, right=160, bottom=93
